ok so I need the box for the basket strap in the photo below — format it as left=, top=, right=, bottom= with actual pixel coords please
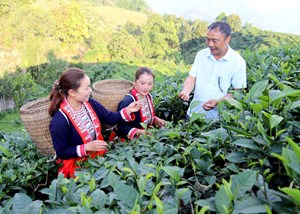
left=59, top=109, right=69, bottom=125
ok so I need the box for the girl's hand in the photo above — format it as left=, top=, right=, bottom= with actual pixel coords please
left=136, top=129, right=147, bottom=136
left=155, top=117, right=165, bottom=127
left=136, top=129, right=152, bottom=137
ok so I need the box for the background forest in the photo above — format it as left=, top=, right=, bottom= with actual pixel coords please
left=0, top=0, right=300, bottom=213
left=0, top=0, right=300, bottom=107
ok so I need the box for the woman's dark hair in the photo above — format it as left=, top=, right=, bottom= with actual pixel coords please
left=134, top=66, right=155, bottom=81
left=208, top=21, right=232, bottom=37
left=48, top=68, right=86, bottom=117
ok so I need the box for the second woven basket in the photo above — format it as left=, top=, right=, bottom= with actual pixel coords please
left=92, top=79, right=134, bottom=112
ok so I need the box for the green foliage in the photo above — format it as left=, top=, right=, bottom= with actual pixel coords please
left=0, top=111, right=23, bottom=132
left=0, top=132, right=57, bottom=202
left=227, top=14, right=242, bottom=32
left=114, top=0, right=151, bottom=13
left=108, top=30, right=144, bottom=59
left=0, top=0, right=10, bottom=17
left=191, top=19, right=209, bottom=38
left=0, top=2, right=300, bottom=213
left=0, top=70, right=37, bottom=108
left=28, top=51, right=71, bottom=91
left=0, top=72, right=14, bottom=98
left=152, top=71, right=189, bottom=123
left=51, top=1, right=88, bottom=44
left=216, top=12, right=227, bottom=22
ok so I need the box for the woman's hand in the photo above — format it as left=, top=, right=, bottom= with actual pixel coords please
left=126, top=101, right=142, bottom=114
left=85, top=140, right=108, bottom=152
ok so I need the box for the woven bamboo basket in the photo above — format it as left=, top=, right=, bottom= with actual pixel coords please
left=92, top=79, right=134, bottom=112
left=20, top=97, right=55, bottom=156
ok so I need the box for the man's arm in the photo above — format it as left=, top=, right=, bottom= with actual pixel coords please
left=178, top=75, right=196, bottom=101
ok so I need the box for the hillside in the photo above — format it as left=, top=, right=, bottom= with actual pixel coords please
left=0, top=0, right=300, bottom=77
left=0, top=0, right=150, bottom=75
left=87, top=6, right=148, bottom=27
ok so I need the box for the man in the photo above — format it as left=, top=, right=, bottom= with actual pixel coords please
left=179, top=21, right=247, bottom=119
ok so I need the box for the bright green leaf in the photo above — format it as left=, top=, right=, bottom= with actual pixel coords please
left=285, top=137, right=300, bottom=162
left=250, top=103, right=263, bottom=114
left=225, top=98, right=243, bottom=110
left=280, top=187, right=300, bottom=206
left=249, top=80, right=268, bottom=101
left=269, top=115, right=283, bottom=129
left=161, top=166, right=181, bottom=182
left=154, top=195, right=164, bottom=214
left=0, top=145, right=12, bottom=157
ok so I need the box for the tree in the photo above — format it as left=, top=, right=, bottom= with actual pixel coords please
left=216, top=12, right=227, bottom=22
left=227, top=14, right=242, bottom=32
left=107, top=30, right=143, bottom=59
left=124, top=22, right=143, bottom=36
left=164, top=15, right=192, bottom=43
left=0, top=0, right=10, bottom=16
left=142, top=13, right=180, bottom=60
left=51, top=2, right=88, bottom=43
left=191, top=19, right=209, bottom=38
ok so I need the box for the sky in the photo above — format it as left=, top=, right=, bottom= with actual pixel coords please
left=144, top=0, right=300, bottom=35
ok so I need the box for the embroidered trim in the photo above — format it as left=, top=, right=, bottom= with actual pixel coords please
left=120, top=108, right=135, bottom=122
left=131, top=88, right=155, bottom=127
left=128, top=128, right=138, bottom=139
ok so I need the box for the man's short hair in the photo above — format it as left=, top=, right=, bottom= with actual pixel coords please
left=208, top=22, right=232, bottom=37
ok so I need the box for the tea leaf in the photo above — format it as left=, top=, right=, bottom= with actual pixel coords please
left=233, top=196, right=266, bottom=214
left=225, top=98, right=243, bottom=110
left=91, top=189, right=107, bottom=209
left=270, top=89, right=300, bottom=104
left=153, top=195, right=163, bottom=214
left=250, top=103, right=263, bottom=114
left=11, top=193, right=32, bottom=213
left=280, top=187, right=300, bottom=206
left=269, top=115, right=283, bottom=129
left=232, top=139, right=261, bottom=151
left=249, top=80, right=268, bottom=101
left=215, top=185, right=231, bottom=214
left=0, top=145, right=12, bottom=157
left=285, top=137, right=300, bottom=161
left=232, top=170, right=256, bottom=197
left=161, top=166, right=181, bottom=182
left=290, top=100, right=300, bottom=110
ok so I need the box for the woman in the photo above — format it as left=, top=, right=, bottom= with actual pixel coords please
left=111, top=66, right=165, bottom=140
left=49, top=68, right=141, bottom=177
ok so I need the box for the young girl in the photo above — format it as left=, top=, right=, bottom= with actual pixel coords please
left=111, top=67, right=165, bottom=140
left=49, top=68, right=141, bottom=177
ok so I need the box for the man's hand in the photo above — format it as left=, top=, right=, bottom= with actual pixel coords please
left=178, top=90, right=190, bottom=101
left=202, top=93, right=233, bottom=111
left=178, top=75, right=196, bottom=101
left=202, top=99, right=218, bottom=111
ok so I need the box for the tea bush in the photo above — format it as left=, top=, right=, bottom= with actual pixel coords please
left=0, top=46, right=300, bottom=213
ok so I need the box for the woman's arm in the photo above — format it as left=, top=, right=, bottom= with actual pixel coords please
left=50, top=112, right=80, bottom=159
